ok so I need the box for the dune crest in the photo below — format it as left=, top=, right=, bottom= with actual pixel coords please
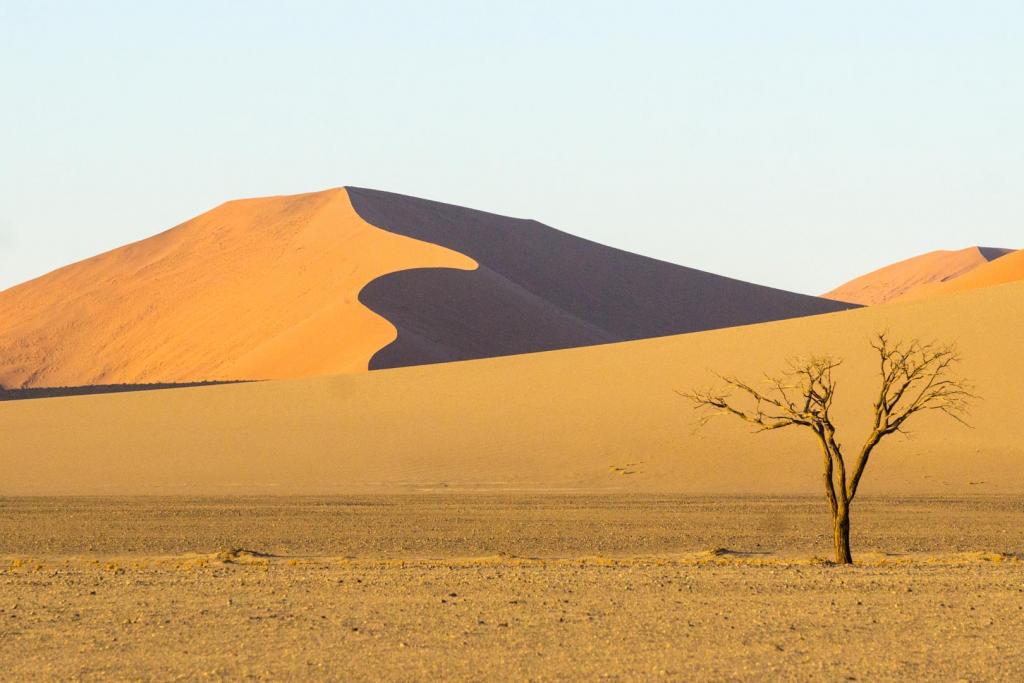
left=0, top=188, right=477, bottom=388
left=823, top=246, right=1013, bottom=305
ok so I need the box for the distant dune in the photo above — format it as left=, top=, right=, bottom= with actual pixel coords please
left=0, top=187, right=852, bottom=389
left=892, top=248, right=1024, bottom=302
left=823, top=246, right=1014, bottom=305
left=2, top=279, right=1020, bottom=496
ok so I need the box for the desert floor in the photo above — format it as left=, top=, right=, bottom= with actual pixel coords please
left=2, top=495, right=1022, bottom=680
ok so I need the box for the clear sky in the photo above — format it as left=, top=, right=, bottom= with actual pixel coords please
left=1, top=1, right=1021, bottom=294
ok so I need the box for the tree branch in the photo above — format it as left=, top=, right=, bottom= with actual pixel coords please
left=846, top=334, right=974, bottom=501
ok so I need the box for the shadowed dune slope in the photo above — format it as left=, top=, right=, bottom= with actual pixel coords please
left=0, top=381, right=242, bottom=401
left=0, top=189, right=476, bottom=388
left=348, top=187, right=856, bottom=369
left=823, top=246, right=1014, bottom=305
left=893, top=249, right=1024, bottom=302
left=2, top=280, right=1021, bottom=496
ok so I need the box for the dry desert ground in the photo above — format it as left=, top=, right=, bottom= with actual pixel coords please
left=2, top=495, right=1022, bottom=681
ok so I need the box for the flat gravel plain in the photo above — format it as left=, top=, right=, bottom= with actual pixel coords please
left=2, top=496, right=1022, bottom=681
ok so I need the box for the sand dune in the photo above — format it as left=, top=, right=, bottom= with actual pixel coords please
left=1, top=187, right=853, bottom=388
left=823, top=246, right=1013, bottom=305
left=2, top=279, right=1021, bottom=496
left=0, top=189, right=476, bottom=388
left=893, top=248, right=1024, bottom=302
left=349, top=187, right=855, bottom=369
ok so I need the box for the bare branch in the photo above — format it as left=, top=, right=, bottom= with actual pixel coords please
left=846, top=334, right=975, bottom=501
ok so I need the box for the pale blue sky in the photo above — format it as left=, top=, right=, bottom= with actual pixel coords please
left=1, top=1, right=1021, bottom=294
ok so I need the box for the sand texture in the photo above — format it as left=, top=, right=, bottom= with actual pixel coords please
left=823, top=246, right=1013, bottom=305
left=1, top=279, right=1021, bottom=496
left=1, top=496, right=1022, bottom=681
left=0, top=188, right=476, bottom=388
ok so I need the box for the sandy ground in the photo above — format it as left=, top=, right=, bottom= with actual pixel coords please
left=2, top=495, right=1022, bottom=681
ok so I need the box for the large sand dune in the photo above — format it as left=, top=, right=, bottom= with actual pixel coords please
left=0, top=189, right=476, bottom=388
left=2, top=279, right=1021, bottom=496
left=823, top=246, right=1013, bottom=305
left=0, top=187, right=853, bottom=388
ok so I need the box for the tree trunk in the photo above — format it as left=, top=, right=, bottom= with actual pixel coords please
left=833, top=504, right=853, bottom=564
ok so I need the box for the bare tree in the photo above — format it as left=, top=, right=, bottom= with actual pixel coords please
left=683, top=333, right=973, bottom=564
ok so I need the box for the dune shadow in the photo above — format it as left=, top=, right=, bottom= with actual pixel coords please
left=347, top=186, right=858, bottom=370
left=0, top=380, right=248, bottom=402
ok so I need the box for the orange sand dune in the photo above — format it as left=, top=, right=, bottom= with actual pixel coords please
left=893, top=249, right=1023, bottom=302
left=0, top=189, right=476, bottom=388
left=1, top=279, right=1021, bottom=496
left=823, top=247, right=1013, bottom=305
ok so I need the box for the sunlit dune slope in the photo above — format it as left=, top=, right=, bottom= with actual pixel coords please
left=2, top=280, right=1021, bottom=496
left=893, top=249, right=1023, bottom=302
left=0, top=189, right=476, bottom=388
left=823, top=246, right=1013, bottom=305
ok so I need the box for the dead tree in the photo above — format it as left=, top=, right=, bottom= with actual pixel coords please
left=684, top=333, right=973, bottom=564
